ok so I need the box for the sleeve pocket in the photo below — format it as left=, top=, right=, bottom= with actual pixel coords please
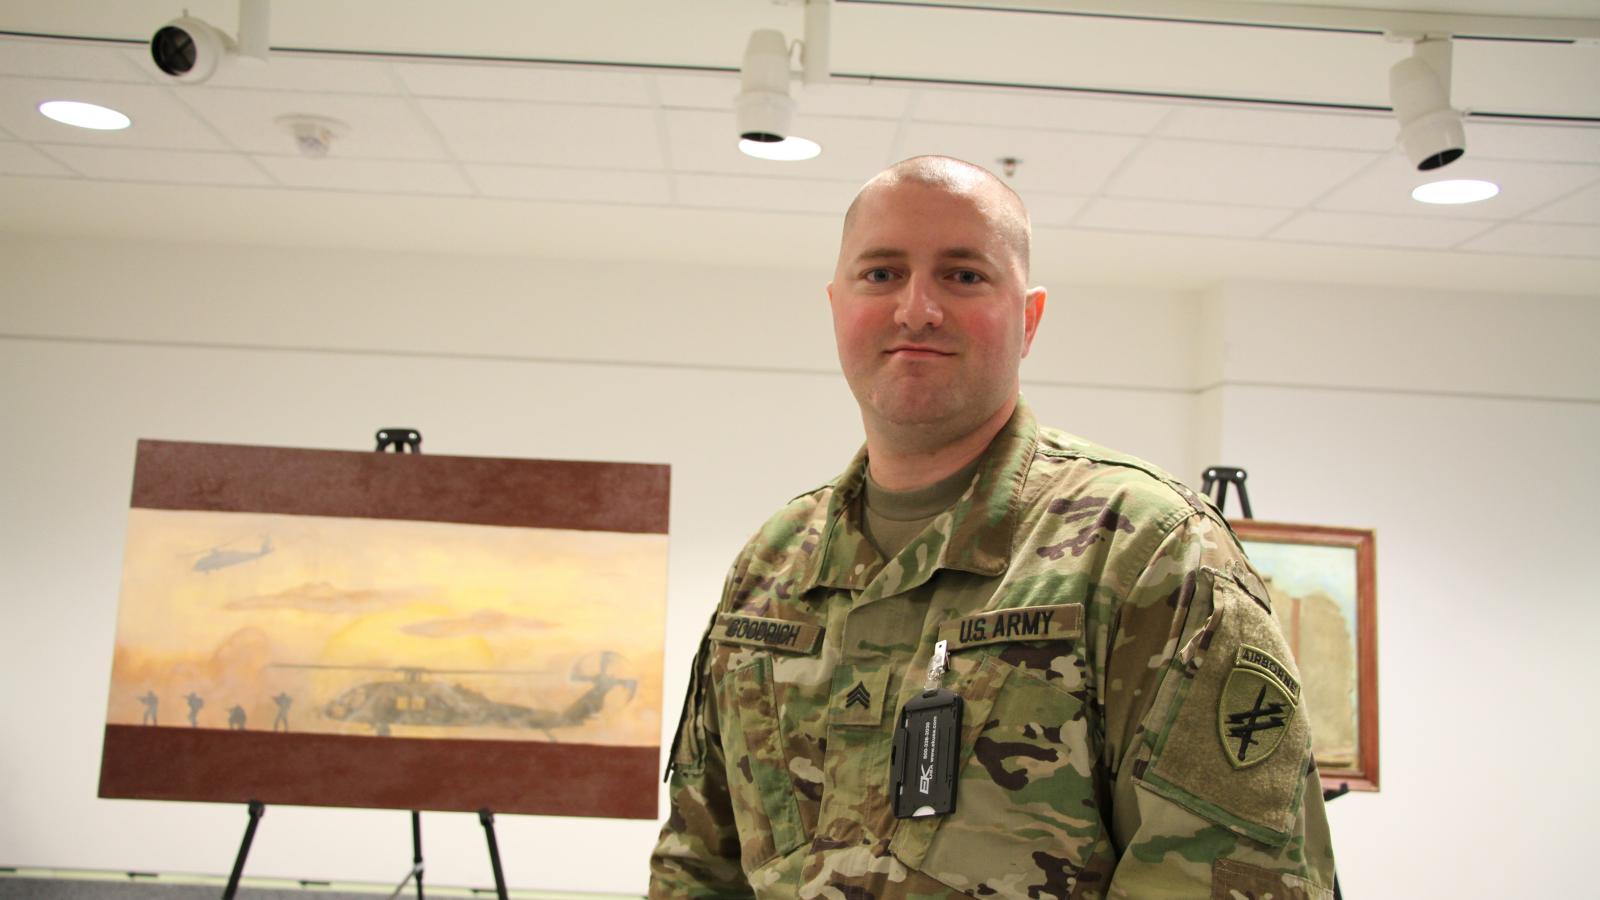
left=717, top=655, right=807, bottom=869
left=1134, top=571, right=1311, bottom=847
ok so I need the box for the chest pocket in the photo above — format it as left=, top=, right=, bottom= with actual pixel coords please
left=715, top=653, right=808, bottom=871
left=889, top=642, right=1116, bottom=900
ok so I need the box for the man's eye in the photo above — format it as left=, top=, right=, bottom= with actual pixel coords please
left=951, top=270, right=985, bottom=284
left=863, top=268, right=894, bottom=283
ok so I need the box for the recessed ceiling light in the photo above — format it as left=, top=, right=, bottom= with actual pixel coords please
left=1412, top=179, right=1499, bottom=205
left=38, top=100, right=131, bottom=131
left=739, top=136, right=821, bottom=162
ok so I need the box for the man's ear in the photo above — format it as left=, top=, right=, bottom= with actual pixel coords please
left=1020, top=287, right=1047, bottom=358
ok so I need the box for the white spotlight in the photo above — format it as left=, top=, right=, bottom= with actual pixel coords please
left=735, top=3, right=830, bottom=162
left=1412, top=179, right=1499, bottom=205
left=1389, top=36, right=1465, bottom=171
left=38, top=100, right=130, bottom=131
left=149, top=0, right=270, bottom=84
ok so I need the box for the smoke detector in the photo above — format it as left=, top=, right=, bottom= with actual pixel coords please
left=275, top=114, right=348, bottom=159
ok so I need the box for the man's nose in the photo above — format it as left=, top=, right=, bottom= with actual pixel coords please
left=894, top=274, right=944, bottom=332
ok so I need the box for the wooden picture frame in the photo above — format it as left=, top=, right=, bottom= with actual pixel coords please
left=1230, top=521, right=1379, bottom=792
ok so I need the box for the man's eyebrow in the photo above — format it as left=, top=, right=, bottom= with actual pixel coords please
left=850, top=247, right=997, bottom=264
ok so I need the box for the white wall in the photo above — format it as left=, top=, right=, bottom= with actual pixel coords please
left=5, top=236, right=1594, bottom=896
left=0, top=235, right=1198, bottom=893
left=1211, top=280, right=1600, bottom=898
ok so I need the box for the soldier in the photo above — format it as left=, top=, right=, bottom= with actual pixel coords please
left=648, top=156, right=1336, bottom=900
left=272, top=692, right=292, bottom=732
left=138, top=690, right=159, bottom=726
left=185, top=692, right=203, bottom=728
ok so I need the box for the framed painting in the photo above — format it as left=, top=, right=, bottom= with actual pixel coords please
left=1231, top=520, right=1379, bottom=792
left=99, top=439, right=670, bottom=819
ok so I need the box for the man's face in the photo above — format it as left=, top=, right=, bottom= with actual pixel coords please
left=828, top=180, right=1044, bottom=444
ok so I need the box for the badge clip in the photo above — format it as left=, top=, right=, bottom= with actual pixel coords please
left=890, top=640, right=961, bottom=819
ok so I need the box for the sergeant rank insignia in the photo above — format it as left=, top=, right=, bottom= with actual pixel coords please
left=1218, top=644, right=1300, bottom=769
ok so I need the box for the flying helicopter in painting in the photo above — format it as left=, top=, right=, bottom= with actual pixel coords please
left=278, top=651, right=638, bottom=740
left=186, top=536, right=274, bottom=574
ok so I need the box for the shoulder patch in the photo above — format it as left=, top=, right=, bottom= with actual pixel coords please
left=1218, top=645, right=1300, bottom=769
left=712, top=613, right=824, bottom=654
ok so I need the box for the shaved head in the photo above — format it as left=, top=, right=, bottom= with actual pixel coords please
left=841, top=156, right=1032, bottom=278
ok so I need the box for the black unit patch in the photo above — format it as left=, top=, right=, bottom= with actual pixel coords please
left=1218, top=644, right=1299, bottom=769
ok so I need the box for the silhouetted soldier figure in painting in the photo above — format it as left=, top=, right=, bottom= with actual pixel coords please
left=272, top=692, right=292, bottom=732
left=139, top=690, right=158, bottom=726
left=228, top=705, right=247, bottom=731
left=185, top=692, right=203, bottom=727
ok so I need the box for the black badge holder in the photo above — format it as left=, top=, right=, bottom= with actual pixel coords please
left=891, top=639, right=962, bottom=818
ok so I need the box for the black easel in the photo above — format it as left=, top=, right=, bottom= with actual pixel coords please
left=1200, top=466, right=1253, bottom=520
left=1203, top=465, right=1345, bottom=900
left=217, top=430, right=509, bottom=900
left=221, top=801, right=264, bottom=899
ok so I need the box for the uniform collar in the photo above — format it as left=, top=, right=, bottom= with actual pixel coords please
left=801, top=399, right=1037, bottom=596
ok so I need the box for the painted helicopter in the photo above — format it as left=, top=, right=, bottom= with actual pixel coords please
left=276, top=652, right=637, bottom=740
left=188, top=536, right=274, bottom=574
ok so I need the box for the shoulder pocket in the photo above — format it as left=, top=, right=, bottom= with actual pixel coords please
left=1135, top=569, right=1311, bottom=847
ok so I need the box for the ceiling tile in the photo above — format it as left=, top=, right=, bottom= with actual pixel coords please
left=0, top=36, right=148, bottom=82
left=177, top=89, right=447, bottom=160
left=895, top=122, right=1143, bottom=194
left=420, top=97, right=666, bottom=168
left=656, top=72, right=913, bottom=119
left=1525, top=181, right=1600, bottom=225
left=255, top=156, right=472, bottom=195
left=665, top=109, right=898, bottom=181
left=1077, top=197, right=1291, bottom=238
left=0, top=140, right=74, bottom=176
left=467, top=164, right=672, bottom=204
left=675, top=173, right=859, bottom=214
left=1460, top=222, right=1600, bottom=258
left=909, top=87, right=1172, bottom=135
left=116, top=46, right=403, bottom=95
left=1466, top=120, right=1600, bottom=164
left=0, top=77, right=226, bottom=149
left=1269, top=210, right=1495, bottom=249
left=1105, top=138, right=1378, bottom=206
left=1316, top=152, right=1600, bottom=220
left=1023, top=191, right=1089, bottom=227
left=39, top=144, right=270, bottom=185
left=1155, top=105, right=1398, bottom=151
left=396, top=62, right=655, bottom=105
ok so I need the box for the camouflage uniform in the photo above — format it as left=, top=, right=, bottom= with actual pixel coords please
left=650, top=401, right=1336, bottom=900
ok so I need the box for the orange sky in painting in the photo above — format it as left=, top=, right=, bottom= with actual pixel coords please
left=107, top=508, right=667, bottom=746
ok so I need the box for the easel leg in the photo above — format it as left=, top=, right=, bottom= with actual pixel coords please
left=412, top=810, right=424, bottom=900
left=478, top=808, right=508, bottom=900
left=221, top=800, right=265, bottom=900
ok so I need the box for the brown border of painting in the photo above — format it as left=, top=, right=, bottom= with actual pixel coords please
left=1230, top=520, right=1379, bottom=793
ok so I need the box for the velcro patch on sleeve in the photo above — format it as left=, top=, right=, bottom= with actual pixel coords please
left=712, top=613, right=823, bottom=654
left=937, top=603, right=1083, bottom=651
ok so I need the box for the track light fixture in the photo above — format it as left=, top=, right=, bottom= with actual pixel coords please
left=735, top=0, right=830, bottom=161
left=150, top=0, right=271, bottom=84
left=1388, top=36, right=1465, bottom=172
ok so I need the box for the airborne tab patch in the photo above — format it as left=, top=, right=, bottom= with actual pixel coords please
left=713, top=614, right=823, bottom=654
left=937, top=603, right=1083, bottom=651
left=1219, top=644, right=1300, bottom=769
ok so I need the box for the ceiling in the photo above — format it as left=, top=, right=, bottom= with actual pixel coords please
left=1, top=0, right=1597, bottom=293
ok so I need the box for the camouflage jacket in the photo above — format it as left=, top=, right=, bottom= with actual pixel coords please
left=649, top=402, right=1336, bottom=900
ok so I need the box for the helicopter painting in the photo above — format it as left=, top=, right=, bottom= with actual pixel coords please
left=281, top=651, right=638, bottom=740
left=188, top=536, right=274, bottom=574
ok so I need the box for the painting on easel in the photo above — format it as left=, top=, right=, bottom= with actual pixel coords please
left=99, top=440, right=670, bottom=819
